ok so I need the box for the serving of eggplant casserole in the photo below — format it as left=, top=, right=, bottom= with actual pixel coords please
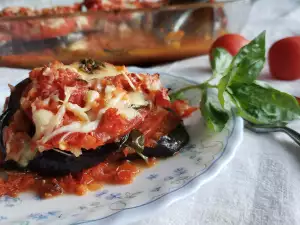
left=0, top=31, right=300, bottom=199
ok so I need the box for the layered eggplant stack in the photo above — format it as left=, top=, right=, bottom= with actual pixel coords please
left=0, top=59, right=195, bottom=177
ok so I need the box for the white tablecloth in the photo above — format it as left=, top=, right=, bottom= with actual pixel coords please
left=1, top=0, right=300, bottom=224
left=131, top=1, right=300, bottom=225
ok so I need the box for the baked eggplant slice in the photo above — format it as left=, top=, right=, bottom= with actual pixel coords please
left=0, top=78, right=190, bottom=177
left=7, top=78, right=31, bottom=112
left=0, top=109, right=13, bottom=156
left=27, top=145, right=118, bottom=176
left=143, top=123, right=189, bottom=157
left=0, top=78, right=120, bottom=176
left=122, top=123, right=189, bottom=161
left=0, top=78, right=32, bottom=155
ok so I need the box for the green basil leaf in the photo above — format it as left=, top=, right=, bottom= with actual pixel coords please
left=169, top=92, right=185, bottom=102
left=217, top=31, right=266, bottom=107
left=118, top=133, right=130, bottom=150
left=128, top=130, right=145, bottom=154
left=119, top=129, right=145, bottom=153
left=130, top=104, right=147, bottom=110
left=230, top=31, right=266, bottom=84
left=79, top=58, right=105, bottom=74
left=136, top=152, right=149, bottom=162
left=229, top=82, right=300, bottom=124
left=210, top=48, right=232, bottom=107
left=211, top=48, right=232, bottom=77
left=201, top=88, right=230, bottom=132
left=218, top=74, right=231, bottom=107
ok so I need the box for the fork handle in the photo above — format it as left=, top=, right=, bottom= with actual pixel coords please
left=280, top=127, right=300, bottom=146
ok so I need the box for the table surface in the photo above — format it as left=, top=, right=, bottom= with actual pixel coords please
left=1, top=0, right=300, bottom=224
left=132, top=1, right=300, bottom=225
left=134, top=0, right=300, bottom=224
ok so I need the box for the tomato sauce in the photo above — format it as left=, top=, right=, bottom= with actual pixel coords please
left=0, top=60, right=194, bottom=199
left=0, top=157, right=157, bottom=198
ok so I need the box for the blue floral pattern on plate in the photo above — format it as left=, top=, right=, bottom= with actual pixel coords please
left=0, top=69, right=243, bottom=225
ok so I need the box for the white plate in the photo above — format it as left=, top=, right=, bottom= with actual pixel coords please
left=0, top=68, right=243, bottom=225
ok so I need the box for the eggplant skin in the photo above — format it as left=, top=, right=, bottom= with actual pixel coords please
left=1, top=123, right=189, bottom=177
left=123, top=123, right=189, bottom=161
left=144, top=123, right=189, bottom=157
left=0, top=78, right=190, bottom=177
left=28, top=143, right=119, bottom=177
left=0, top=78, right=34, bottom=157
left=7, top=78, right=31, bottom=112
left=3, top=143, right=119, bottom=177
left=0, top=109, right=13, bottom=156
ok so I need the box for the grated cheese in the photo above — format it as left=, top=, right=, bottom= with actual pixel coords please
left=38, top=86, right=74, bottom=143
left=63, top=62, right=127, bottom=81
left=32, top=109, right=54, bottom=140
left=66, top=102, right=90, bottom=121
left=122, top=72, right=136, bottom=90
left=42, top=120, right=99, bottom=144
left=29, top=62, right=157, bottom=154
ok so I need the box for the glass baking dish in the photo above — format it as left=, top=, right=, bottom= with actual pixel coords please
left=0, top=0, right=251, bottom=68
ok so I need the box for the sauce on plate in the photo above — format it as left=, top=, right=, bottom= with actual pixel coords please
left=0, top=157, right=156, bottom=198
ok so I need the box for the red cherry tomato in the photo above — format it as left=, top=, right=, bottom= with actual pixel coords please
left=209, top=34, right=249, bottom=62
left=268, top=36, right=300, bottom=80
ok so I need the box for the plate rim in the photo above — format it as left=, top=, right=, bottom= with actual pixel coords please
left=71, top=68, right=244, bottom=225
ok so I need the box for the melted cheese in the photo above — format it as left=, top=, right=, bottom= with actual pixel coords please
left=45, top=89, right=148, bottom=143
left=104, top=85, right=116, bottom=100
left=42, top=97, right=50, bottom=105
left=6, top=138, right=36, bottom=167
left=39, top=87, right=74, bottom=143
left=66, top=103, right=89, bottom=121
left=18, top=143, right=36, bottom=167
left=42, top=67, right=51, bottom=76
left=64, top=90, right=100, bottom=123
left=31, top=63, right=154, bottom=153
left=65, top=89, right=99, bottom=117
left=115, top=101, right=140, bottom=120
left=85, top=90, right=99, bottom=108
left=135, top=73, right=142, bottom=80
left=122, top=72, right=136, bottom=90
left=51, top=94, right=60, bottom=102
left=96, top=91, right=125, bottom=119
left=64, top=62, right=127, bottom=81
left=128, top=92, right=148, bottom=107
left=146, top=77, right=162, bottom=91
left=42, top=121, right=99, bottom=144
left=32, top=109, right=55, bottom=140
left=101, top=89, right=148, bottom=120
left=75, top=16, right=89, bottom=29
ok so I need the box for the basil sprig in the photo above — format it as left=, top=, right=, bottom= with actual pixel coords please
left=169, top=31, right=300, bottom=132
left=228, top=82, right=300, bottom=124
left=200, top=88, right=229, bottom=132
left=218, top=31, right=266, bottom=107
left=119, top=129, right=148, bottom=162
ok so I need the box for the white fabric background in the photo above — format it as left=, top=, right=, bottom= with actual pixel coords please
left=1, top=0, right=300, bottom=224
left=132, top=1, right=300, bottom=225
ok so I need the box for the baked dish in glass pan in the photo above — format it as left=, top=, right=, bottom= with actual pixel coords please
left=0, top=0, right=251, bottom=68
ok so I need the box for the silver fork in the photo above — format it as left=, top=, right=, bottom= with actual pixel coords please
left=244, top=120, right=300, bottom=146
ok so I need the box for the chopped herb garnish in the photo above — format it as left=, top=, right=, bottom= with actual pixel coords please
left=75, top=78, right=88, bottom=84
left=130, top=104, right=147, bottom=110
left=79, top=58, right=105, bottom=74
left=118, top=129, right=148, bottom=162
